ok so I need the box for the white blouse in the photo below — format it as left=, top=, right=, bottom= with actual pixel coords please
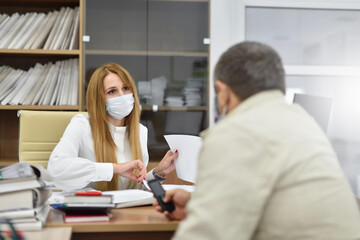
left=48, top=114, right=153, bottom=191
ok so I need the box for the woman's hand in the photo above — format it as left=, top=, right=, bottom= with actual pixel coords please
left=113, top=160, right=146, bottom=183
left=154, top=188, right=190, bottom=220
left=155, top=150, right=178, bottom=178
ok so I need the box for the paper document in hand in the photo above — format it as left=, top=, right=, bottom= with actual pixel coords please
left=164, top=135, right=202, bottom=183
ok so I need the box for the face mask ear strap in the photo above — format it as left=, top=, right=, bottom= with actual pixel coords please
left=221, top=84, right=232, bottom=115
left=221, top=104, right=228, bottom=115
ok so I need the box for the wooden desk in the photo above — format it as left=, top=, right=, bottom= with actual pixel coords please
left=45, top=206, right=179, bottom=240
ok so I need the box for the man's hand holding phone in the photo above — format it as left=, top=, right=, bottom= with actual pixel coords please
left=152, top=185, right=191, bottom=221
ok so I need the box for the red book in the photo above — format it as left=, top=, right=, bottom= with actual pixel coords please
left=62, top=210, right=110, bottom=223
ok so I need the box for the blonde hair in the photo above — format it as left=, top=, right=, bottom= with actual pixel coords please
left=86, top=63, right=142, bottom=191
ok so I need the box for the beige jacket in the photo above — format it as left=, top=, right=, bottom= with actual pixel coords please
left=173, top=90, right=360, bottom=240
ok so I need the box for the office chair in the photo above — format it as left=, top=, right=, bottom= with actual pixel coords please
left=293, top=93, right=333, bottom=133
left=18, top=110, right=87, bottom=168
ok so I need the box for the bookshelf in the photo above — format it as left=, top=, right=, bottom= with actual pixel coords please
left=0, top=0, right=209, bottom=165
left=0, top=0, right=83, bottom=164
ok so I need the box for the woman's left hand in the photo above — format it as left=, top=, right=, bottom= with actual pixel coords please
left=155, top=150, right=179, bottom=178
left=114, top=160, right=147, bottom=182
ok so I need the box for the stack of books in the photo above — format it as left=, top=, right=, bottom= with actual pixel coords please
left=0, top=7, right=79, bottom=50
left=0, top=58, right=78, bottom=106
left=49, top=189, right=155, bottom=223
left=0, top=162, right=53, bottom=231
left=53, top=192, right=115, bottom=223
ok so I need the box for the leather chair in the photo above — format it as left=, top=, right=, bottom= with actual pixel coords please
left=18, top=110, right=87, bottom=168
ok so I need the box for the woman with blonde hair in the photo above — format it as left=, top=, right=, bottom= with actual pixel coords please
left=48, top=63, right=177, bottom=191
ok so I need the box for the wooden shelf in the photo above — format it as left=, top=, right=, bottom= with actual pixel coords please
left=85, top=49, right=208, bottom=57
left=1, top=0, right=78, bottom=4
left=0, top=49, right=80, bottom=55
left=150, top=0, right=208, bottom=2
left=0, top=105, right=80, bottom=110
left=141, top=106, right=207, bottom=111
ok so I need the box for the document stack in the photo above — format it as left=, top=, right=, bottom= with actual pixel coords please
left=0, top=162, right=53, bottom=231
left=165, top=96, right=184, bottom=106
left=0, top=7, right=79, bottom=50
left=183, top=86, right=202, bottom=106
left=0, top=58, right=79, bottom=106
left=49, top=189, right=155, bottom=223
left=52, top=192, right=115, bottom=223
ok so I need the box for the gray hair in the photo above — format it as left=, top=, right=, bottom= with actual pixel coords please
left=214, top=41, right=285, bottom=100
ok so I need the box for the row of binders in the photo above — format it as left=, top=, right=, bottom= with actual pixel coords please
left=0, top=7, right=79, bottom=50
left=0, top=58, right=79, bottom=106
left=0, top=163, right=53, bottom=231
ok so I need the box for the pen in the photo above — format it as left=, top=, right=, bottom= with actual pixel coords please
left=75, top=191, right=102, bottom=196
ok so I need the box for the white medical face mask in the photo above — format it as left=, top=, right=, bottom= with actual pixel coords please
left=106, top=93, right=134, bottom=120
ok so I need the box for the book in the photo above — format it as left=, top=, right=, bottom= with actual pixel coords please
left=8, top=12, right=37, bottom=49
left=0, top=13, right=26, bottom=48
left=0, top=162, right=35, bottom=180
left=0, top=177, right=46, bottom=195
left=0, top=200, right=51, bottom=232
left=0, top=70, right=25, bottom=103
left=10, top=63, right=44, bottom=105
left=62, top=210, right=110, bottom=223
left=0, top=162, right=53, bottom=194
left=49, top=189, right=154, bottom=209
left=69, top=7, right=80, bottom=50
left=22, top=62, right=52, bottom=105
left=53, top=203, right=116, bottom=210
left=52, top=7, right=74, bottom=50
left=1, top=67, right=32, bottom=105
left=0, top=189, right=34, bottom=211
left=38, top=61, right=61, bottom=105
left=13, top=13, right=45, bottom=49
left=30, top=10, right=58, bottom=49
left=69, top=59, right=79, bottom=105
left=0, top=13, right=20, bottom=43
left=0, top=203, right=48, bottom=220
left=115, top=197, right=154, bottom=209
left=3, top=203, right=51, bottom=224
left=50, top=60, right=66, bottom=105
left=43, top=7, right=66, bottom=49
left=1, top=205, right=50, bottom=231
left=62, top=8, right=77, bottom=49
left=64, top=193, right=113, bottom=204
left=105, top=189, right=155, bottom=208
left=31, top=62, right=56, bottom=105
left=49, top=7, right=71, bottom=50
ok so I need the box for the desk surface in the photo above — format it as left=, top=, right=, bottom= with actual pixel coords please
left=46, top=206, right=179, bottom=233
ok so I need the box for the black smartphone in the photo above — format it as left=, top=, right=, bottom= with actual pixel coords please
left=148, top=179, right=175, bottom=212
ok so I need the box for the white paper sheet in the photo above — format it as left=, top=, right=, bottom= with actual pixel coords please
left=164, top=134, right=202, bottom=183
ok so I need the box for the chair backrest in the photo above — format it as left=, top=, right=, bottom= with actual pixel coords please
left=293, top=93, right=333, bottom=133
left=18, top=110, right=87, bottom=168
